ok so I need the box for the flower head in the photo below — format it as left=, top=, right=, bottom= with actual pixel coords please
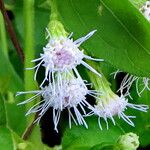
left=17, top=77, right=99, bottom=131
left=140, top=1, right=150, bottom=21
left=89, top=92, right=148, bottom=129
left=87, top=68, right=149, bottom=129
left=28, top=29, right=103, bottom=86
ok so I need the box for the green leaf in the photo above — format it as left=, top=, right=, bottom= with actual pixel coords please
left=62, top=117, right=124, bottom=150
left=56, top=0, right=150, bottom=77
left=134, top=90, right=150, bottom=147
left=0, top=93, right=26, bottom=136
left=0, top=12, right=23, bottom=93
left=90, top=143, right=115, bottom=150
left=28, top=126, right=52, bottom=150
left=5, top=99, right=27, bottom=136
left=0, top=126, right=15, bottom=150
left=0, top=126, right=36, bottom=150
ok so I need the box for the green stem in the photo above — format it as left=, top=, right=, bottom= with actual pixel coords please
left=86, top=61, right=116, bottom=101
left=48, top=0, right=67, bottom=37
left=0, top=11, right=8, bottom=57
left=24, top=0, right=37, bottom=124
left=49, top=0, right=59, bottom=21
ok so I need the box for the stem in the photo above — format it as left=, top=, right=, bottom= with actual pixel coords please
left=24, top=0, right=37, bottom=124
left=49, top=0, right=59, bottom=21
left=1, top=0, right=38, bottom=141
left=0, top=0, right=24, bottom=63
left=0, top=11, right=8, bottom=57
left=22, top=112, right=39, bottom=140
left=48, top=0, right=67, bottom=37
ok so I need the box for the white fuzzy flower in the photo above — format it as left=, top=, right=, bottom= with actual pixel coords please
left=140, top=1, right=150, bottom=21
left=16, top=78, right=99, bottom=131
left=27, top=29, right=103, bottom=86
left=112, top=70, right=150, bottom=97
left=87, top=94, right=148, bottom=130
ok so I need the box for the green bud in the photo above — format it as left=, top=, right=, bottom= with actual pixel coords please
left=48, top=0, right=68, bottom=38
left=48, top=20, right=68, bottom=38
left=116, top=132, right=139, bottom=150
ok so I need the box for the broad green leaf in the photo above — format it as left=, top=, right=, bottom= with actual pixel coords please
left=0, top=126, right=35, bottom=150
left=62, top=117, right=124, bottom=150
left=5, top=98, right=27, bottom=136
left=0, top=12, right=23, bottom=93
left=0, top=93, right=26, bottom=136
left=0, top=93, right=50, bottom=149
left=0, top=126, right=15, bottom=150
left=56, top=0, right=150, bottom=77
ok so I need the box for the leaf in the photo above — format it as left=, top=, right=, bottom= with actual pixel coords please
left=0, top=126, right=16, bottom=150
left=134, top=90, right=150, bottom=147
left=90, top=143, right=115, bottom=150
left=56, top=0, right=150, bottom=77
left=0, top=13, right=23, bottom=93
left=0, top=126, right=36, bottom=150
left=62, top=117, right=124, bottom=150
left=5, top=99, right=27, bottom=136
left=28, top=126, right=52, bottom=150
left=0, top=93, right=51, bottom=149
left=121, top=89, right=150, bottom=147
left=0, top=93, right=26, bottom=136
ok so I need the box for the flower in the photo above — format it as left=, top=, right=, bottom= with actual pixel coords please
left=112, top=70, right=150, bottom=97
left=86, top=67, right=149, bottom=129
left=140, top=1, right=150, bottom=21
left=27, top=29, right=103, bottom=87
left=17, top=77, right=99, bottom=131
left=88, top=92, right=148, bottom=130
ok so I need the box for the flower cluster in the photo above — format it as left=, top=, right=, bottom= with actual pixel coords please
left=17, top=77, right=100, bottom=131
left=17, top=29, right=103, bottom=131
left=17, top=28, right=149, bottom=131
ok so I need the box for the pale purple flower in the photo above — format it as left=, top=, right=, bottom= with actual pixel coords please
left=17, top=77, right=100, bottom=131
left=87, top=94, right=148, bottom=129
left=27, top=29, right=103, bottom=87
